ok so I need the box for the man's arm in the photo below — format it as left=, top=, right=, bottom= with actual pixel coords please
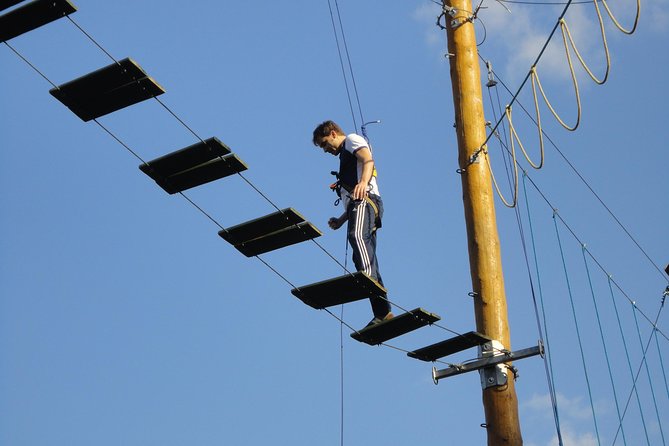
left=352, top=147, right=374, bottom=200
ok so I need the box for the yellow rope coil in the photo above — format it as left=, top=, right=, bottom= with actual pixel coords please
left=483, top=0, right=641, bottom=208
left=561, top=14, right=610, bottom=85
left=599, top=0, right=641, bottom=35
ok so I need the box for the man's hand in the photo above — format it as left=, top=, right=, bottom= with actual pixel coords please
left=328, top=215, right=346, bottom=230
left=352, top=181, right=369, bottom=200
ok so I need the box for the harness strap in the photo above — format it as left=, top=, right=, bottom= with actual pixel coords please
left=336, top=181, right=381, bottom=229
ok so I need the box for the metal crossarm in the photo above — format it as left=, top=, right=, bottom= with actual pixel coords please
left=431, top=342, right=544, bottom=384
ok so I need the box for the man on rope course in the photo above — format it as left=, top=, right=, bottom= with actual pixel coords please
left=312, top=120, right=393, bottom=329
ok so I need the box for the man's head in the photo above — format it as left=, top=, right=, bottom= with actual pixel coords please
left=313, top=120, right=346, bottom=156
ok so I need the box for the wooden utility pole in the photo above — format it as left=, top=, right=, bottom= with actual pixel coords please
left=442, top=0, right=523, bottom=444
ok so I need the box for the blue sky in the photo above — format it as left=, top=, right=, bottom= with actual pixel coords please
left=1, top=1, right=667, bottom=445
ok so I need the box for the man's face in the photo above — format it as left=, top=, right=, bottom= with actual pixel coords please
left=317, top=130, right=340, bottom=156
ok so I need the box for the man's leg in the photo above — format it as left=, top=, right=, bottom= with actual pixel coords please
left=347, top=199, right=391, bottom=319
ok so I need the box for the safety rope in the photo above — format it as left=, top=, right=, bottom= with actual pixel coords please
left=476, top=0, right=642, bottom=211
left=325, top=2, right=369, bottom=443
left=607, top=276, right=651, bottom=445
left=552, top=212, right=602, bottom=445
left=581, top=245, right=627, bottom=445
left=654, top=327, right=669, bottom=403
left=613, top=301, right=668, bottom=444
left=480, top=53, right=669, bottom=283
left=521, top=173, right=564, bottom=444
left=630, top=304, right=667, bottom=445
left=525, top=173, right=669, bottom=344
left=326, top=0, right=365, bottom=133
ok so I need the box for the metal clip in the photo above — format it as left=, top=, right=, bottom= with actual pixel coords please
left=485, top=61, right=497, bottom=88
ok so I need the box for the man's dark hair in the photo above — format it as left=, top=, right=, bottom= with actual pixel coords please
left=312, top=120, right=344, bottom=146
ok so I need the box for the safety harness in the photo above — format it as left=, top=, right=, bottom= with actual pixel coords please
left=329, top=171, right=382, bottom=229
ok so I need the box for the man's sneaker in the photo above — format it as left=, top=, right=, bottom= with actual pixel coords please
left=363, top=312, right=394, bottom=329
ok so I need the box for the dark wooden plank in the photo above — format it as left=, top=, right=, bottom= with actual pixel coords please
left=229, top=222, right=322, bottom=257
left=291, top=272, right=386, bottom=309
left=59, top=77, right=164, bottom=121
left=219, top=208, right=307, bottom=246
left=0, top=0, right=76, bottom=42
left=49, top=58, right=164, bottom=121
left=51, top=58, right=146, bottom=98
left=139, top=137, right=231, bottom=180
left=158, top=154, right=247, bottom=194
left=407, top=331, right=492, bottom=362
left=0, top=1, right=25, bottom=13
left=351, top=308, right=441, bottom=345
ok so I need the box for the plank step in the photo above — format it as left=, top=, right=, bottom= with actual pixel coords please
left=0, top=0, right=76, bottom=42
left=351, top=308, right=441, bottom=345
left=50, top=57, right=164, bottom=122
left=219, top=208, right=321, bottom=257
left=291, top=272, right=386, bottom=309
left=140, top=137, right=247, bottom=194
left=407, top=331, right=492, bottom=362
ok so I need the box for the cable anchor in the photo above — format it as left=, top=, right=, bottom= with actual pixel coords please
left=468, top=145, right=487, bottom=165
left=437, top=4, right=458, bottom=30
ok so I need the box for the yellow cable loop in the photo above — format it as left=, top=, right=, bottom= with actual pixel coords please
left=561, top=8, right=611, bottom=85
left=532, top=23, right=582, bottom=132
left=518, top=68, right=546, bottom=169
left=486, top=106, right=519, bottom=208
left=599, top=0, right=641, bottom=35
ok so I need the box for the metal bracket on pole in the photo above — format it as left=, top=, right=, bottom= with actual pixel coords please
left=480, top=340, right=507, bottom=389
left=431, top=340, right=544, bottom=385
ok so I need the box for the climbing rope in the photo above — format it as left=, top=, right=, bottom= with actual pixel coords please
left=654, top=327, right=669, bottom=404
left=326, top=0, right=366, bottom=133
left=476, top=0, right=642, bottom=212
left=552, top=212, right=603, bottom=445
left=483, top=64, right=669, bottom=445
left=480, top=53, right=669, bottom=283
left=520, top=173, right=564, bottom=444
left=612, top=300, right=667, bottom=444
left=581, top=245, right=627, bottom=445
left=607, top=276, right=652, bottom=445
left=630, top=304, right=667, bottom=445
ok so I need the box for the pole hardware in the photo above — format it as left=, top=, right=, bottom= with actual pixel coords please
left=431, top=340, right=544, bottom=384
left=437, top=5, right=459, bottom=30
left=485, top=61, right=497, bottom=88
left=361, top=120, right=381, bottom=141
left=468, top=145, right=486, bottom=165
left=480, top=340, right=507, bottom=389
